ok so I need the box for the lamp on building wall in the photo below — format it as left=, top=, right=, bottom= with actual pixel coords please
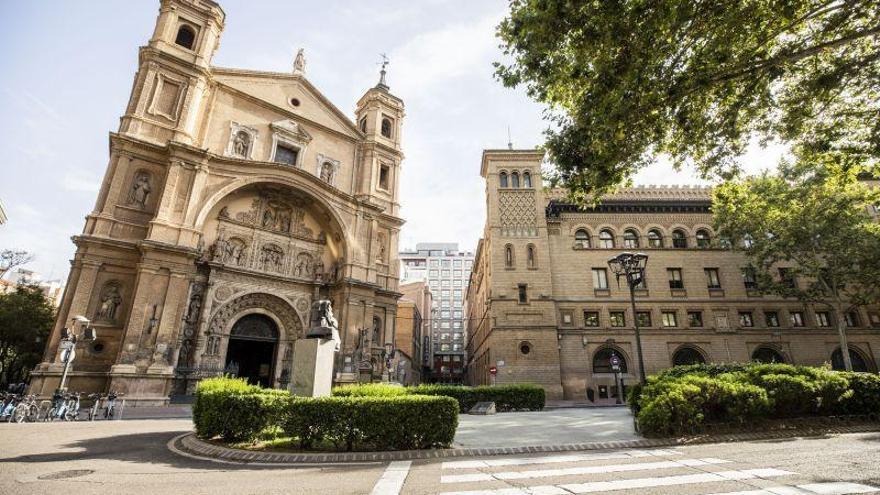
left=608, top=252, right=648, bottom=384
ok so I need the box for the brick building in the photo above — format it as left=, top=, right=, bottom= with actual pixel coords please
left=393, top=281, right=432, bottom=385
left=466, top=149, right=880, bottom=402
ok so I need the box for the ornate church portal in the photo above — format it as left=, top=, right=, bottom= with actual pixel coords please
left=226, top=314, right=278, bottom=388
left=28, top=0, right=406, bottom=405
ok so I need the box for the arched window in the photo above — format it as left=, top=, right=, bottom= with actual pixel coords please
left=647, top=229, right=663, bottom=248
left=831, top=347, right=871, bottom=372
left=672, top=229, right=688, bottom=248
left=751, top=346, right=786, bottom=364
left=381, top=118, right=393, bottom=138
left=511, top=172, right=520, bottom=188
left=623, top=229, right=639, bottom=249
left=504, top=244, right=514, bottom=268
left=574, top=229, right=591, bottom=248
left=672, top=347, right=706, bottom=366
left=598, top=229, right=615, bottom=249
left=174, top=24, right=196, bottom=49
left=696, top=229, right=711, bottom=248
left=526, top=244, right=536, bottom=268
left=522, top=171, right=532, bottom=188
left=593, top=348, right=627, bottom=374
left=499, top=172, right=509, bottom=188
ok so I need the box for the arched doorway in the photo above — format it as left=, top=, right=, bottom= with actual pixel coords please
left=225, top=314, right=279, bottom=387
left=751, top=346, right=786, bottom=364
left=831, top=347, right=872, bottom=372
left=672, top=346, right=706, bottom=366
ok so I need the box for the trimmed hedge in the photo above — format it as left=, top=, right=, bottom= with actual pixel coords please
left=193, top=377, right=291, bottom=442
left=630, top=363, right=880, bottom=437
left=332, top=383, right=546, bottom=412
left=193, top=377, right=460, bottom=450
left=284, top=395, right=459, bottom=451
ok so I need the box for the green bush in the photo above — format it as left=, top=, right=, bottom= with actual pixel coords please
left=410, top=384, right=545, bottom=412
left=193, top=377, right=292, bottom=442
left=285, top=395, right=459, bottom=451
left=331, top=383, right=408, bottom=397
left=635, top=363, right=880, bottom=437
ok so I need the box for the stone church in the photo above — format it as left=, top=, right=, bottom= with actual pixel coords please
left=29, top=0, right=405, bottom=404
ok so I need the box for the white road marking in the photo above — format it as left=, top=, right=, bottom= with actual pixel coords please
left=441, top=449, right=679, bottom=470
left=370, top=460, right=412, bottom=495
left=441, top=457, right=730, bottom=483
left=439, top=468, right=795, bottom=495
left=701, top=481, right=880, bottom=494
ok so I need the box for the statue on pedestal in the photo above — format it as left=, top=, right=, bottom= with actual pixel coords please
left=306, top=300, right=340, bottom=351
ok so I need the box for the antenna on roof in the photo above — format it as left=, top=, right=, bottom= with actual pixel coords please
left=507, top=126, right=513, bottom=150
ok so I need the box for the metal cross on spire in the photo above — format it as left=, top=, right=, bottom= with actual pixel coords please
left=377, top=53, right=389, bottom=89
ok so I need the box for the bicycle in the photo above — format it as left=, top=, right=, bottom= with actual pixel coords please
left=64, top=392, right=82, bottom=421
left=46, top=391, right=71, bottom=421
left=87, top=393, right=102, bottom=421
left=12, top=395, right=40, bottom=423
left=103, top=391, right=123, bottom=420
left=0, top=393, right=21, bottom=422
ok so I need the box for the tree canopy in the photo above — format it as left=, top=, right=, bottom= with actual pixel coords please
left=496, top=0, right=880, bottom=199
left=712, top=156, right=880, bottom=370
left=0, top=284, right=54, bottom=387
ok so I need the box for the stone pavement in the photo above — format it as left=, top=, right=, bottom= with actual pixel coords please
left=3, top=419, right=880, bottom=494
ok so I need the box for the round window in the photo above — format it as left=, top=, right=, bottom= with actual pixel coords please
left=289, top=97, right=301, bottom=107
left=519, top=342, right=532, bottom=355
left=91, top=341, right=106, bottom=354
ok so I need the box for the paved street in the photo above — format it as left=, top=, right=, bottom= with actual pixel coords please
left=2, top=419, right=880, bottom=494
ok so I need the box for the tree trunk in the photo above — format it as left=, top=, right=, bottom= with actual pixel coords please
left=834, top=302, right=853, bottom=371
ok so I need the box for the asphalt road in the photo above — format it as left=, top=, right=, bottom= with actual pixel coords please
left=1, top=419, right=879, bottom=495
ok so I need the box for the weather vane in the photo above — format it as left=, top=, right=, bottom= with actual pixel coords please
left=377, top=53, right=390, bottom=88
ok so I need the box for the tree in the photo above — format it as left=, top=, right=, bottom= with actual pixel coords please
left=712, top=155, right=880, bottom=371
left=0, top=284, right=55, bottom=387
left=0, top=249, right=34, bottom=279
left=495, top=0, right=880, bottom=199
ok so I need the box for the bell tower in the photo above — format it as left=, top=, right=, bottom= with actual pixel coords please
left=355, top=58, right=405, bottom=217
left=119, top=0, right=225, bottom=146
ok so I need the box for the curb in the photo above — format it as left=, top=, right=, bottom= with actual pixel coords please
left=170, top=422, right=880, bottom=465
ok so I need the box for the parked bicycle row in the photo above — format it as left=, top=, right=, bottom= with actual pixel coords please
left=0, top=390, right=124, bottom=423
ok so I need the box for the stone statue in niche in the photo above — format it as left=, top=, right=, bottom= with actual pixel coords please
left=232, top=131, right=250, bottom=157
left=377, top=232, right=387, bottom=262
left=261, top=207, right=275, bottom=229
left=320, top=162, right=334, bottom=183
left=211, top=236, right=229, bottom=262
left=218, top=206, right=230, bottom=219
left=228, top=238, right=245, bottom=265
left=128, top=172, right=152, bottom=208
left=306, top=300, right=340, bottom=351
left=96, top=284, right=122, bottom=322
left=177, top=340, right=192, bottom=368
left=277, top=208, right=292, bottom=233
left=186, top=293, right=202, bottom=324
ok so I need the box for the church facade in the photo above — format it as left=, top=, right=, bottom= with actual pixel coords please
left=466, top=149, right=880, bottom=402
left=29, top=0, right=405, bottom=404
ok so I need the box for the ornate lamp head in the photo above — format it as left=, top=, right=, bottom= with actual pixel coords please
left=608, top=252, right=649, bottom=286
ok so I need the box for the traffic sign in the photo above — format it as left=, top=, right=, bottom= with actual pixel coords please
left=489, top=366, right=497, bottom=376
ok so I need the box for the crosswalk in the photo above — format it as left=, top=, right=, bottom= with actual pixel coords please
left=433, top=448, right=878, bottom=495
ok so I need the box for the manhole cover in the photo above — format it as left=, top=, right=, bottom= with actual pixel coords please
left=38, top=469, right=95, bottom=480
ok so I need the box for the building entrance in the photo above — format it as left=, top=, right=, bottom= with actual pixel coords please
left=225, top=314, right=278, bottom=388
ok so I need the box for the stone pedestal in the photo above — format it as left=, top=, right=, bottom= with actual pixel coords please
left=292, top=338, right=336, bottom=397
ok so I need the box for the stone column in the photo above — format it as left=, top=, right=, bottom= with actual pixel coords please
left=148, top=271, right=190, bottom=373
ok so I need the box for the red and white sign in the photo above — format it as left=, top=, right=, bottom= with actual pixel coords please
left=489, top=366, right=497, bottom=376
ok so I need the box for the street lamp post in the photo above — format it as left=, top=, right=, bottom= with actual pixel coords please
left=57, top=316, right=97, bottom=393
left=608, top=252, right=648, bottom=385
left=610, top=351, right=622, bottom=404
left=383, top=343, right=395, bottom=382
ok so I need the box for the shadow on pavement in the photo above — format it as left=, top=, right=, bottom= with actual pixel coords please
left=1, top=430, right=377, bottom=471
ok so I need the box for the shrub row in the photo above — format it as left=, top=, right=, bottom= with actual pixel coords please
left=284, top=395, right=459, bottom=451
left=332, top=383, right=545, bottom=412
left=193, top=377, right=459, bottom=449
left=629, top=363, right=880, bottom=437
left=192, top=377, right=290, bottom=442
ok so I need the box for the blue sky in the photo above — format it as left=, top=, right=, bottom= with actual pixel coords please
left=0, top=0, right=781, bottom=282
